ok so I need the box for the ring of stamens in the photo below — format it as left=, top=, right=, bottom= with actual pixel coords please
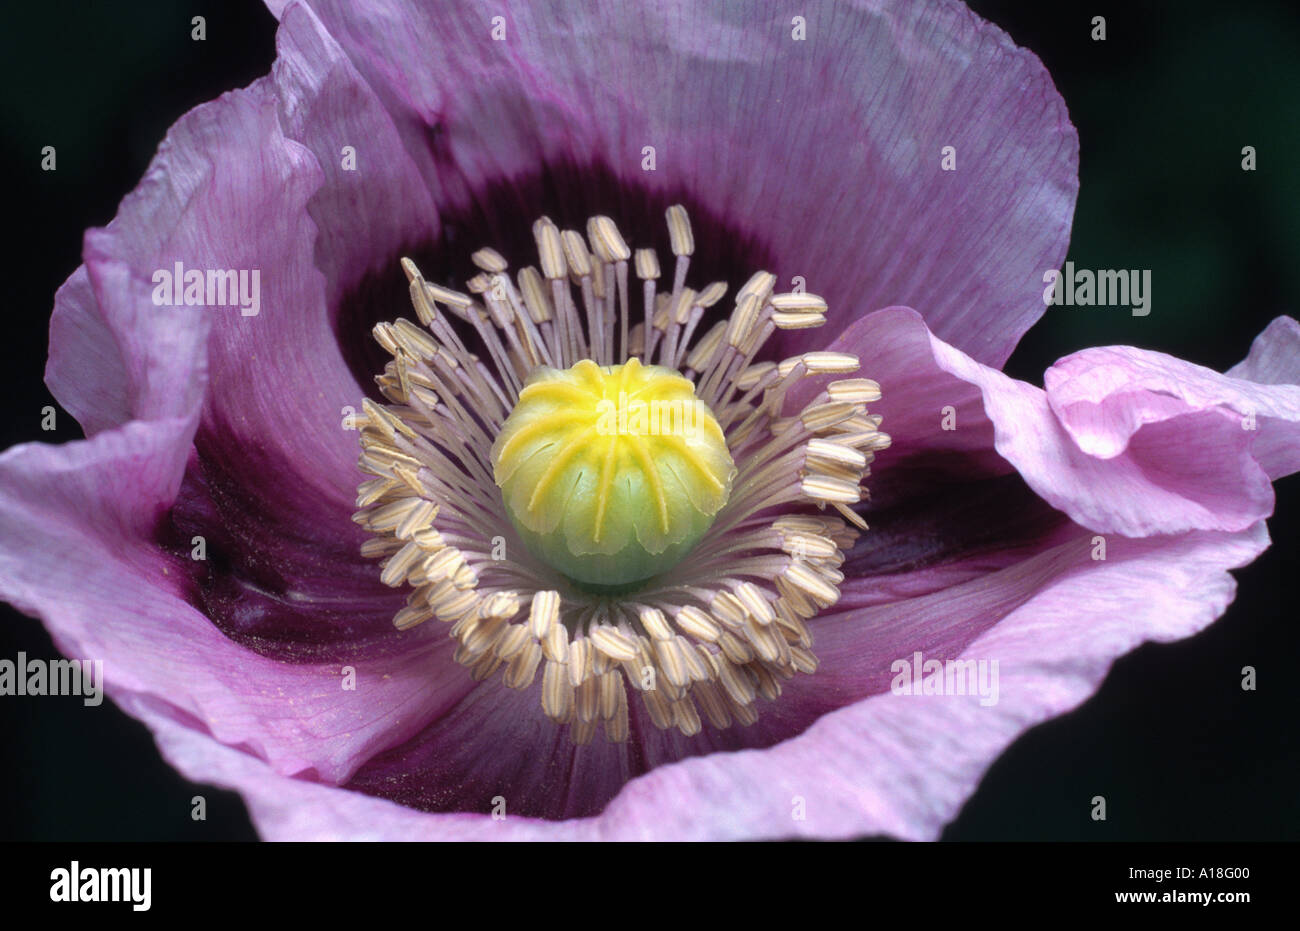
left=352, top=205, right=890, bottom=744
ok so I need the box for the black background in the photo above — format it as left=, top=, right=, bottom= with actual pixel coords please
left=0, top=0, right=1295, bottom=841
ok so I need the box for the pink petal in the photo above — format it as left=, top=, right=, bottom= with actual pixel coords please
left=140, top=522, right=1268, bottom=839
left=608, top=524, right=1266, bottom=840
left=1041, top=341, right=1300, bottom=525
left=0, top=426, right=466, bottom=786
left=271, top=3, right=437, bottom=305
left=1228, top=315, right=1300, bottom=386
left=824, top=308, right=1295, bottom=537
left=189, top=10, right=418, bottom=530
left=46, top=267, right=137, bottom=436
left=266, top=0, right=1078, bottom=367
left=339, top=661, right=804, bottom=820
left=1225, top=315, right=1300, bottom=480
left=49, top=5, right=438, bottom=532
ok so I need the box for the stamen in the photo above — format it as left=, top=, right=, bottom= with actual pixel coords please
left=354, top=206, right=890, bottom=743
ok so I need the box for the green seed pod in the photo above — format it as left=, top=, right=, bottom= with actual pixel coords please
left=491, top=358, right=736, bottom=589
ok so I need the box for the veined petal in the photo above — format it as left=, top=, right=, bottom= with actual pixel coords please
left=265, top=0, right=1078, bottom=367
left=818, top=308, right=1294, bottom=537
left=1228, top=315, right=1300, bottom=386
left=0, top=426, right=464, bottom=785
left=139, top=523, right=1268, bottom=839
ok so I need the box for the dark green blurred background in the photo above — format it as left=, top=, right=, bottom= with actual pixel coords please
left=0, top=0, right=1295, bottom=840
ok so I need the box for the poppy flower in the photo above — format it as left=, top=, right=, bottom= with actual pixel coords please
left=2, top=0, right=1297, bottom=840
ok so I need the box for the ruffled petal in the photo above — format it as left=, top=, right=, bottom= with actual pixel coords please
left=49, top=2, right=440, bottom=539
left=835, top=309, right=1292, bottom=537
left=792, top=305, right=1008, bottom=507
left=594, top=524, right=1266, bottom=840
left=40, top=4, right=457, bottom=663
left=189, top=5, right=433, bottom=535
left=265, top=0, right=1077, bottom=367
left=140, top=523, right=1268, bottom=839
left=1041, top=341, right=1300, bottom=524
left=143, top=705, right=583, bottom=840
left=0, top=425, right=464, bottom=784
left=15, top=20, right=482, bottom=773
left=340, top=661, right=801, bottom=820
left=271, top=2, right=437, bottom=305
left=1228, top=315, right=1300, bottom=386
left=1226, top=315, right=1300, bottom=479
left=45, top=267, right=137, bottom=437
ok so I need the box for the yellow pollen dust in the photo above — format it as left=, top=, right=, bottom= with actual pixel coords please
left=491, top=357, right=736, bottom=588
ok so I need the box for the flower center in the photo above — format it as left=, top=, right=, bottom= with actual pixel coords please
left=353, top=206, right=890, bottom=744
left=491, top=357, right=736, bottom=590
